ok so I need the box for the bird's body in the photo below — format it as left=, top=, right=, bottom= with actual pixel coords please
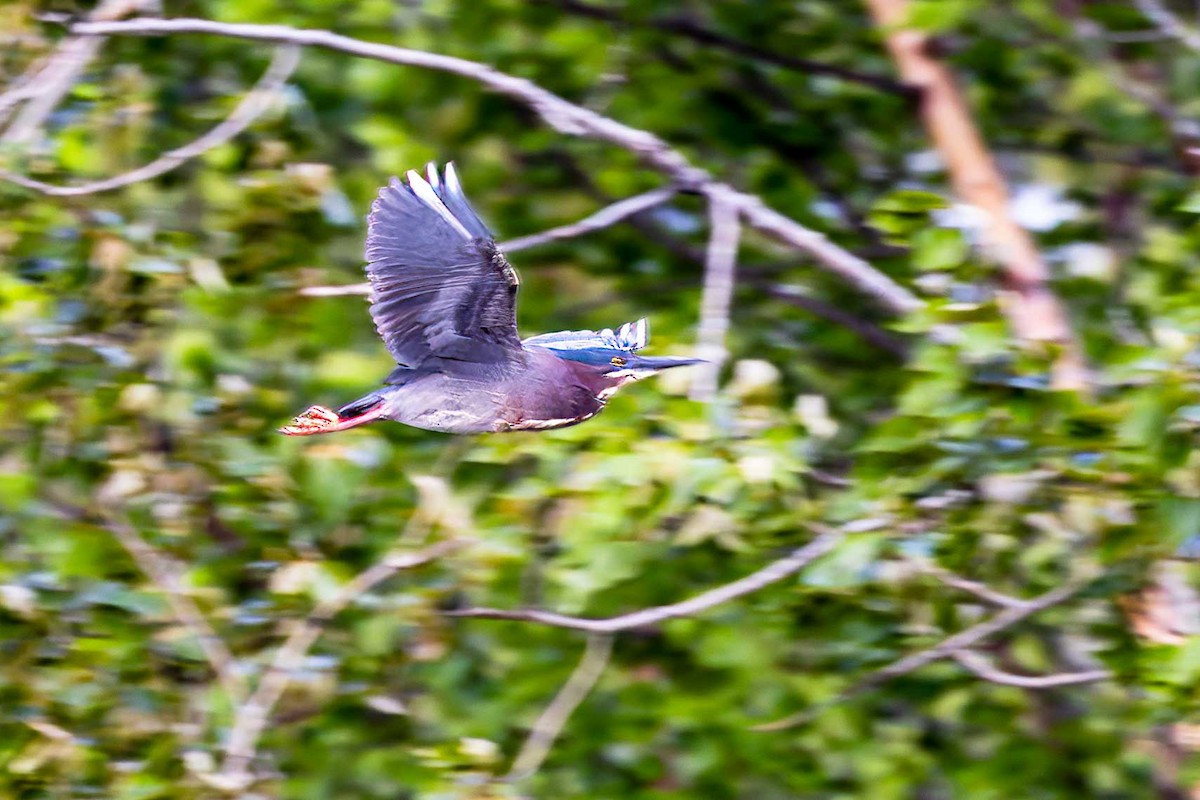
left=339, top=350, right=605, bottom=434
left=281, top=163, right=700, bottom=437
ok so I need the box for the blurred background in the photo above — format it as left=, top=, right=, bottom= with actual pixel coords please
left=4, top=0, right=1200, bottom=797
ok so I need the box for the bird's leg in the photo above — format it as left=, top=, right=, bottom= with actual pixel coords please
left=279, top=401, right=385, bottom=436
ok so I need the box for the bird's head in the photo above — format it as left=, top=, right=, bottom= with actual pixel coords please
left=524, top=318, right=703, bottom=397
left=557, top=348, right=704, bottom=382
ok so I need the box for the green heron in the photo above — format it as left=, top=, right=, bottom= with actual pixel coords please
left=281, top=163, right=702, bottom=436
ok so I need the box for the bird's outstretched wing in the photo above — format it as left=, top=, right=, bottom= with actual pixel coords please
left=522, top=318, right=649, bottom=353
left=365, top=162, right=522, bottom=366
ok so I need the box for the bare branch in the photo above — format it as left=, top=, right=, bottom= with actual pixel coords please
left=690, top=195, right=741, bottom=401
left=61, top=16, right=921, bottom=315
left=0, top=44, right=299, bottom=196
left=755, top=575, right=1091, bottom=731
left=447, top=524, right=845, bottom=633
left=862, top=0, right=1087, bottom=389
left=908, top=560, right=1035, bottom=610
left=1134, top=0, right=1200, bottom=51
left=951, top=650, right=1111, bottom=689
left=719, top=191, right=920, bottom=315
left=1105, top=29, right=1172, bottom=44
left=757, top=281, right=908, bottom=358
left=501, top=186, right=677, bottom=252
left=847, top=576, right=1088, bottom=692
left=215, top=537, right=469, bottom=790
left=0, top=52, right=56, bottom=130
left=506, top=634, right=613, bottom=782
left=104, top=517, right=247, bottom=705
left=1058, top=4, right=1200, bottom=177
left=1, top=0, right=152, bottom=144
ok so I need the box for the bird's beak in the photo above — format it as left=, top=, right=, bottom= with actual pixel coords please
left=628, top=355, right=706, bottom=375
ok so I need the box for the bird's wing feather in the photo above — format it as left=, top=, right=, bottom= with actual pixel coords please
left=522, top=318, right=649, bottom=353
left=365, top=162, right=522, bottom=366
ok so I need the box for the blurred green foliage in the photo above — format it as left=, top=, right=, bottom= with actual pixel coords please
left=3, top=0, right=1200, bottom=798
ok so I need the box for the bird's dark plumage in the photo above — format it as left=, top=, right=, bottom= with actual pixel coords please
left=281, top=163, right=701, bottom=436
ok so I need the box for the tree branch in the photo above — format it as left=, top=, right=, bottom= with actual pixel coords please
left=1133, top=0, right=1200, bottom=51
left=754, top=574, right=1092, bottom=731
left=0, top=0, right=152, bottom=144
left=447, top=524, right=845, bottom=633
left=846, top=575, right=1089, bottom=693
left=0, top=51, right=57, bottom=130
left=757, top=281, right=909, bottom=357
left=863, top=0, right=1087, bottom=389
left=59, top=16, right=920, bottom=315
left=0, top=44, right=300, bottom=196
left=726, top=192, right=918, bottom=315
left=690, top=195, right=741, bottom=401
left=506, top=634, right=613, bottom=781
left=103, top=517, right=247, bottom=705
left=1057, top=1, right=1200, bottom=176
left=908, top=559, right=1036, bottom=610
left=951, top=650, right=1111, bottom=689
left=501, top=186, right=677, bottom=252
left=213, top=537, right=468, bottom=790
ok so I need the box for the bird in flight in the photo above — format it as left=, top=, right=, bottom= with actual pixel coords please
left=281, top=163, right=701, bottom=436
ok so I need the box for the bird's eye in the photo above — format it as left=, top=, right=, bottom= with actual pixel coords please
left=610, top=356, right=627, bottom=367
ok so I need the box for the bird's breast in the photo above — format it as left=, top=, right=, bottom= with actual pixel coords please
left=492, top=373, right=605, bottom=432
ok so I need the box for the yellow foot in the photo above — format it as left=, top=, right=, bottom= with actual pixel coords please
left=279, top=405, right=341, bottom=436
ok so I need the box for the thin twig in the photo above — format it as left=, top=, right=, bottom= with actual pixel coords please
left=60, top=16, right=921, bottom=315
left=0, top=44, right=299, bottom=196
left=1134, top=0, right=1200, bottom=51
left=951, top=650, right=1111, bottom=689
left=506, top=634, right=613, bottom=781
left=501, top=186, right=677, bottom=252
left=725, top=192, right=918, bottom=314
left=1060, top=4, right=1200, bottom=176
left=754, top=575, right=1091, bottom=731
left=104, top=517, right=247, bottom=704
left=1105, top=29, right=1171, bottom=44
left=758, top=282, right=908, bottom=357
left=0, top=51, right=56, bottom=130
left=690, top=195, right=741, bottom=401
left=215, top=537, right=468, bottom=789
left=447, top=524, right=846, bottom=633
left=1, top=0, right=151, bottom=144
left=846, top=577, right=1087, bottom=693
left=908, top=560, right=1034, bottom=610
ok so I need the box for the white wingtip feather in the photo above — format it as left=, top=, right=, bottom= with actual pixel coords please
left=444, top=161, right=463, bottom=199
left=406, top=169, right=471, bottom=239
